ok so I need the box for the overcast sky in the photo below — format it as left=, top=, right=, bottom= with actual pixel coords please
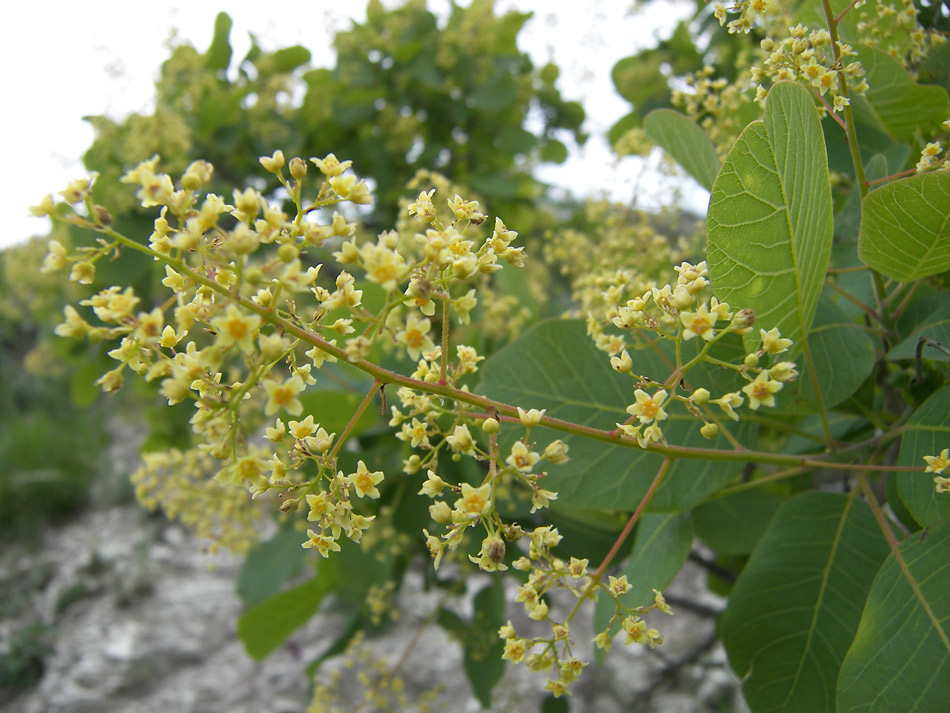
left=2, top=0, right=701, bottom=250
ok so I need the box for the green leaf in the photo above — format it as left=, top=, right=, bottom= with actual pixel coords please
left=896, top=386, right=950, bottom=527
left=643, top=108, right=720, bottom=191
left=707, top=81, right=833, bottom=354
left=593, top=512, right=692, bottom=661
left=888, top=292, right=950, bottom=362
left=770, top=296, right=876, bottom=415
left=206, top=12, right=233, bottom=71
left=858, top=171, right=950, bottom=282
left=540, top=138, right=569, bottom=164
left=237, top=575, right=332, bottom=660
left=850, top=45, right=950, bottom=141
left=693, top=490, right=781, bottom=555
left=721, top=492, right=889, bottom=713
left=477, top=320, right=748, bottom=513
left=271, top=46, right=311, bottom=73
left=237, top=521, right=307, bottom=608
left=836, top=522, right=950, bottom=712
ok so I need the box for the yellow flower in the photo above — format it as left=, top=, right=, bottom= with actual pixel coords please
left=302, top=529, right=341, bottom=557
left=608, top=574, right=631, bottom=596
left=288, top=415, right=317, bottom=440
left=924, top=449, right=950, bottom=474
left=263, top=375, right=305, bottom=416
left=398, top=314, right=435, bottom=361
left=742, top=372, right=783, bottom=410
left=310, top=153, right=352, bottom=177
left=713, top=391, right=744, bottom=420
left=506, top=441, right=540, bottom=472
left=517, top=407, right=546, bottom=425
left=348, top=460, right=384, bottom=499
left=456, top=482, right=492, bottom=517
left=680, top=304, right=716, bottom=341
left=760, top=327, right=792, bottom=354
left=627, top=389, right=669, bottom=424
left=212, top=305, right=261, bottom=353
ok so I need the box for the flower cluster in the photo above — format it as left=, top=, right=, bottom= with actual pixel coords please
left=497, top=537, right=674, bottom=698
left=580, top=259, right=798, bottom=445
left=37, top=148, right=529, bottom=559
left=415, top=410, right=568, bottom=574
left=752, top=25, right=867, bottom=115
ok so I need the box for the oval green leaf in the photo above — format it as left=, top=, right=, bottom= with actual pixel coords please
left=237, top=575, right=332, bottom=660
left=851, top=45, right=950, bottom=141
left=721, top=492, right=889, bottom=713
left=707, top=81, right=833, bottom=355
left=836, top=522, right=950, bottom=713
left=858, top=170, right=950, bottom=282
left=644, top=108, right=720, bottom=191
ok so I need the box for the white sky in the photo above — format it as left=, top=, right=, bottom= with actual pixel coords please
left=2, top=0, right=702, bottom=250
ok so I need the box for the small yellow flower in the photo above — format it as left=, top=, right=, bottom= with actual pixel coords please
left=263, top=375, right=305, bottom=416
left=212, top=305, right=261, bottom=353
left=456, top=482, right=492, bottom=517
left=506, top=441, right=540, bottom=472
left=760, top=327, right=792, bottom=354
left=924, top=449, right=950, bottom=474
left=608, top=574, right=631, bottom=597
left=419, top=470, right=446, bottom=497
left=680, top=303, right=716, bottom=341
left=627, top=389, right=669, bottom=424
left=348, top=460, right=384, bottom=499
left=302, top=529, right=341, bottom=557
left=517, top=407, right=546, bottom=425
left=398, top=314, right=435, bottom=361
left=310, top=153, right=352, bottom=177
left=742, top=372, right=783, bottom=410
left=713, top=391, right=744, bottom=420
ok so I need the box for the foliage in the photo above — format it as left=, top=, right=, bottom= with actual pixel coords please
left=23, top=1, right=950, bottom=712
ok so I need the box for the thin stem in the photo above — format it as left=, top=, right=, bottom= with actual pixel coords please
left=564, top=457, right=672, bottom=627
left=439, top=294, right=450, bottom=385
left=327, top=379, right=382, bottom=462
left=593, top=457, right=671, bottom=581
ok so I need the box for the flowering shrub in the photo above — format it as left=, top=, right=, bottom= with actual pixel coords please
left=30, top=1, right=950, bottom=710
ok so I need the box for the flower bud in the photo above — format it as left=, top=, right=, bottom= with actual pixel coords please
left=93, top=205, right=113, bottom=226
left=277, top=244, right=298, bottom=263
left=289, top=157, right=308, bottom=180
left=700, top=422, right=719, bottom=439
left=691, top=387, right=710, bottom=406
left=481, top=417, right=500, bottom=434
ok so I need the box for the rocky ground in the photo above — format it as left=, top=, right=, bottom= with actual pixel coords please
left=0, top=431, right=748, bottom=713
